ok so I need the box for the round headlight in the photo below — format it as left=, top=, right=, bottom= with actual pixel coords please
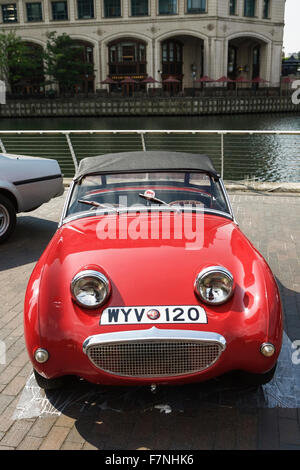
left=195, top=266, right=234, bottom=305
left=71, top=270, right=111, bottom=309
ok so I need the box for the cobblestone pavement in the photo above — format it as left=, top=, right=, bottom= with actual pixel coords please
left=1, top=190, right=300, bottom=450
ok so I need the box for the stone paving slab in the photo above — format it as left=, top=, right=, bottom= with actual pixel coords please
left=0, top=190, right=300, bottom=450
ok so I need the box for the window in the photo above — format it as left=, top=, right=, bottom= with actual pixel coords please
left=108, top=39, right=147, bottom=76
left=229, top=0, right=236, bottom=15
left=51, top=1, right=68, bottom=19
left=104, top=0, right=121, bottom=17
left=244, top=0, right=256, bottom=17
left=77, top=0, right=94, bottom=18
left=26, top=2, right=42, bottom=21
left=1, top=3, right=17, bottom=22
left=158, top=0, right=177, bottom=15
left=187, top=0, right=206, bottom=14
left=263, top=0, right=270, bottom=18
left=131, top=0, right=148, bottom=16
left=162, top=40, right=182, bottom=75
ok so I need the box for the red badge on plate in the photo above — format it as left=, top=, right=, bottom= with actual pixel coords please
left=147, top=309, right=160, bottom=320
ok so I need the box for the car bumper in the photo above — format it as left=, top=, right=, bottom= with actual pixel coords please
left=31, top=325, right=282, bottom=386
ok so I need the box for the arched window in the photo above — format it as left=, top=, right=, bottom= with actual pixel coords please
left=108, top=38, right=147, bottom=78
left=72, top=40, right=95, bottom=92
left=162, top=39, right=182, bottom=75
left=11, top=42, right=44, bottom=95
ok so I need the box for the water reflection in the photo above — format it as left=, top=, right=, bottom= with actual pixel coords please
left=0, top=113, right=299, bottom=182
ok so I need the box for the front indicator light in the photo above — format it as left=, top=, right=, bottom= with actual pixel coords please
left=195, top=266, right=234, bottom=305
left=34, top=348, right=49, bottom=363
left=260, top=343, right=275, bottom=357
left=71, top=270, right=111, bottom=309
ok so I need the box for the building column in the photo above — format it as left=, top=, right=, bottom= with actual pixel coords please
left=43, top=0, right=49, bottom=22
left=69, top=0, right=75, bottom=21
left=210, top=38, right=225, bottom=79
left=18, top=0, right=24, bottom=23
left=93, top=41, right=101, bottom=90
left=123, top=0, right=129, bottom=18
left=154, top=37, right=161, bottom=85
left=99, top=40, right=108, bottom=82
left=270, top=42, right=283, bottom=87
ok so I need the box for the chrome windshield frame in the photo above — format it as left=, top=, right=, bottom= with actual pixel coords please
left=59, top=173, right=236, bottom=228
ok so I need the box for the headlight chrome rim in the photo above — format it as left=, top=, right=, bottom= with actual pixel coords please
left=195, top=266, right=234, bottom=306
left=71, top=270, right=111, bottom=309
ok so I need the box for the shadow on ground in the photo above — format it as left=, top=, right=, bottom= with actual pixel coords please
left=0, top=215, right=57, bottom=271
left=41, top=374, right=268, bottom=449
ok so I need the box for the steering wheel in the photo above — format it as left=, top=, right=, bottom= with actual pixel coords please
left=169, top=200, right=206, bottom=207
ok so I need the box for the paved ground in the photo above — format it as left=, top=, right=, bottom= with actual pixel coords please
left=1, top=190, right=300, bottom=450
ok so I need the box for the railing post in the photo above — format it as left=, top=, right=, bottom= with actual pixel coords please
left=0, top=137, right=6, bottom=154
left=141, top=132, right=146, bottom=151
left=65, top=133, right=78, bottom=172
left=220, top=133, right=224, bottom=179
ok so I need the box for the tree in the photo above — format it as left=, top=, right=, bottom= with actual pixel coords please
left=43, top=31, right=94, bottom=95
left=0, top=31, right=37, bottom=92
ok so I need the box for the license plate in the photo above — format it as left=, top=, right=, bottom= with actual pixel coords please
left=100, top=305, right=207, bottom=325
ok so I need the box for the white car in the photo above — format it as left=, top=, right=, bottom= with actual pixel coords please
left=0, top=153, right=64, bottom=242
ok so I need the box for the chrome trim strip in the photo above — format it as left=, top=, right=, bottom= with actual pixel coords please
left=58, top=180, right=75, bottom=228
left=82, top=327, right=226, bottom=354
left=61, top=206, right=233, bottom=227
left=219, top=178, right=237, bottom=225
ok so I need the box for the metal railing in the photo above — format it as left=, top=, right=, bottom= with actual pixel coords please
left=0, top=130, right=300, bottom=183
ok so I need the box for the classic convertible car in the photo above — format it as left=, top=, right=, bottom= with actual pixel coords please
left=0, top=153, right=64, bottom=243
left=24, top=151, right=283, bottom=390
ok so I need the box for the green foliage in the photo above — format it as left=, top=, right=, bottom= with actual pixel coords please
left=0, top=31, right=38, bottom=91
left=43, top=31, right=94, bottom=94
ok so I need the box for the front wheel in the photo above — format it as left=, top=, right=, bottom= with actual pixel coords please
left=0, top=195, right=16, bottom=243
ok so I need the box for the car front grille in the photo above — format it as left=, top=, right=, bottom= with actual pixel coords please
left=86, top=340, right=223, bottom=377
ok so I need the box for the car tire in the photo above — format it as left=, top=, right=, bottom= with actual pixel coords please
left=239, top=364, right=277, bottom=387
left=0, top=195, right=16, bottom=243
left=33, top=369, right=70, bottom=391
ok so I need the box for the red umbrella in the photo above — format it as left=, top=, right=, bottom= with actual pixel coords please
left=252, top=77, right=269, bottom=84
left=215, top=76, right=234, bottom=83
left=120, top=77, right=138, bottom=84
left=100, top=77, right=117, bottom=84
left=282, top=77, right=294, bottom=84
left=163, top=76, right=180, bottom=83
left=235, top=76, right=250, bottom=83
left=194, top=75, right=214, bottom=83
left=142, top=76, right=160, bottom=84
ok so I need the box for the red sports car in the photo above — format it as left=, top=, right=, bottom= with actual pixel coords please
left=24, top=151, right=283, bottom=390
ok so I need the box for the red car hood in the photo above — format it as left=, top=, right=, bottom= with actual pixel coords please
left=39, top=212, right=275, bottom=322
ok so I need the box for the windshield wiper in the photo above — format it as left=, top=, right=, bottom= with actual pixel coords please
left=138, top=193, right=169, bottom=206
left=78, top=199, right=118, bottom=212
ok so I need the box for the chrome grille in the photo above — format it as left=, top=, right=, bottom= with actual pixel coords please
left=86, top=340, right=223, bottom=377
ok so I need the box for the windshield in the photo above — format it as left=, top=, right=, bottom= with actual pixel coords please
left=66, top=172, right=230, bottom=217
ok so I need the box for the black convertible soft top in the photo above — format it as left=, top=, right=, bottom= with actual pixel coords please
left=74, top=151, right=219, bottom=180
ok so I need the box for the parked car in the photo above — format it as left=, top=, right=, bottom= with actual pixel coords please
left=0, top=153, right=64, bottom=242
left=24, top=151, right=283, bottom=390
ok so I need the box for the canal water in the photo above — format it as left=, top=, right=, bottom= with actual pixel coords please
left=0, top=113, right=299, bottom=181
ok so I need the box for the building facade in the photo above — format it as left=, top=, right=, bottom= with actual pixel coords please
left=0, top=0, right=286, bottom=92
